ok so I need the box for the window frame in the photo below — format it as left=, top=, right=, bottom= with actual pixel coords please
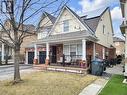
left=63, top=20, right=69, bottom=32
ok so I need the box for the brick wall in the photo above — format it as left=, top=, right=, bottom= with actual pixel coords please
left=95, top=43, right=103, bottom=59
left=95, top=43, right=116, bottom=60
left=56, top=44, right=63, bottom=61
left=86, top=42, right=93, bottom=66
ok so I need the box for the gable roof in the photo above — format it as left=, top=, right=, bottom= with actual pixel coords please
left=48, top=6, right=111, bottom=38
left=44, top=12, right=56, bottom=24
left=83, top=16, right=101, bottom=32
left=65, top=6, right=95, bottom=35
left=49, top=6, right=96, bottom=37
left=80, top=7, right=110, bottom=32
left=38, top=12, right=56, bottom=27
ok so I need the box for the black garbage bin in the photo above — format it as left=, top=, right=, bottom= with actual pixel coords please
left=91, top=60, right=104, bottom=76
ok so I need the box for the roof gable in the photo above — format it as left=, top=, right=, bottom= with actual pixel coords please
left=38, top=12, right=56, bottom=28
left=84, top=16, right=101, bottom=32
left=80, top=7, right=110, bottom=32
left=44, top=12, right=56, bottom=24
left=49, top=6, right=95, bottom=36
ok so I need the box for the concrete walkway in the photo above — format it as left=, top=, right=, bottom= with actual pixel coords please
left=79, top=78, right=108, bottom=95
left=79, top=64, right=123, bottom=95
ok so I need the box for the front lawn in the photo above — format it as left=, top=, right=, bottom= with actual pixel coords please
left=0, top=71, right=97, bottom=95
left=99, top=75, right=127, bottom=95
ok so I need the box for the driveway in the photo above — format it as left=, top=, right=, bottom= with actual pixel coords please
left=105, top=64, right=123, bottom=75
left=0, top=64, right=34, bottom=80
left=102, top=64, right=124, bottom=80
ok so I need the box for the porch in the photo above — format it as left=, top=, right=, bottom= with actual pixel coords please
left=26, top=31, right=98, bottom=69
left=26, top=40, right=96, bottom=68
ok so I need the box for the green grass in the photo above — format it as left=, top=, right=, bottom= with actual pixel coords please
left=0, top=71, right=97, bottom=95
left=99, top=75, right=127, bottom=95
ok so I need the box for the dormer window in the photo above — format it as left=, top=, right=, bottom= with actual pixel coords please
left=63, top=20, right=69, bottom=32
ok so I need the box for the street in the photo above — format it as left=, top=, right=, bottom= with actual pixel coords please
left=0, top=64, right=33, bottom=80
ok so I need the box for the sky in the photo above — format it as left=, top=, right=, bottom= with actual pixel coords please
left=68, top=0, right=124, bottom=39
left=0, top=0, right=123, bottom=39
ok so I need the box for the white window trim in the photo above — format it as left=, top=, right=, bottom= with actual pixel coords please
left=63, top=43, right=82, bottom=56
left=63, top=20, right=69, bottom=33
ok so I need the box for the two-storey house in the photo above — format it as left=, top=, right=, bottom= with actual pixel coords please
left=25, top=6, right=115, bottom=69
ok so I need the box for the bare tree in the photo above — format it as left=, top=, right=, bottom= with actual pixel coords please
left=0, top=0, right=69, bottom=83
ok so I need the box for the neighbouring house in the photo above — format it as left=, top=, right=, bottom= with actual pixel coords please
left=25, top=6, right=115, bottom=69
left=120, top=0, right=127, bottom=77
left=0, top=19, right=37, bottom=64
left=113, top=37, right=125, bottom=56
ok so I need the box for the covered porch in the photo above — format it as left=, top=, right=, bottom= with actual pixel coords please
left=30, top=31, right=98, bottom=68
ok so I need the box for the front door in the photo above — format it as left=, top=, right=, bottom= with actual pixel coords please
left=51, top=46, right=57, bottom=63
left=28, top=52, right=34, bottom=64
left=39, top=51, right=46, bottom=64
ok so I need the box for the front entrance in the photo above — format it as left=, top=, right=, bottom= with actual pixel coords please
left=39, top=51, right=46, bottom=64
left=28, top=52, right=34, bottom=64
left=51, top=46, right=57, bottom=63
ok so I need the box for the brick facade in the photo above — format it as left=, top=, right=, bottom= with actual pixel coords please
left=95, top=43, right=104, bottom=59
left=95, top=43, right=116, bottom=60
left=56, top=44, right=63, bottom=61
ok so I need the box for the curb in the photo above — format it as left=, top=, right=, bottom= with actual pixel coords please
left=0, top=64, right=32, bottom=68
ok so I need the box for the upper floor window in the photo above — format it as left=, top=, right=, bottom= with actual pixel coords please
left=63, top=20, right=69, bottom=32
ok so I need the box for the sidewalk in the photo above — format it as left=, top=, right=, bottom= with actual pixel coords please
left=79, top=64, right=123, bottom=95
left=79, top=78, right=108, bottom=95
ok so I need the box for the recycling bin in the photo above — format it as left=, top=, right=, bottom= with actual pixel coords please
left=91, top=60, right=104, bottom=76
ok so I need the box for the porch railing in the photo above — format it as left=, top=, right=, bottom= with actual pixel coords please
left=50, top=55, right=85, bottom=68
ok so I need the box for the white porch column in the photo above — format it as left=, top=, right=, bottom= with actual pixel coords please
left=45, top=42, right=49, bottom=65
left=82, top=39, right=86, bottom=61
left=93, top=43, right=96, bottom=60
left=46, top=42, right=49, bottom=60
left=102, top=47, right=105, bottom=59
left=1, top=43, right=5, bottom=63
left=34, top=44, right=37, bottom=59
left=25, top=51, right=28, bottom=64
left=34, top=44, right=38, bottom=64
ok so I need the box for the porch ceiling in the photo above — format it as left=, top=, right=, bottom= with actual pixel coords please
left=34, top=30, right=98, bottom=44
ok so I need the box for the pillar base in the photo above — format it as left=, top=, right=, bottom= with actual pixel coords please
left=33, top=59, right=38, bottom=65
left=45, top=59, right=49, bottom=65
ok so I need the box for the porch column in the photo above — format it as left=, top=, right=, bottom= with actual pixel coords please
left=1, top=43, right=5, bottom=63
left=45, top=42, right=49, bottom=65
left=25, top=51, right=28, bottom=64
left=125, top=29, right=127, bottom=76
left=93, top=43, right=96, bottom=60
left=82, top=39, right=86, bottom=61
left=34, top=44, right=38, bottom=64
left=102, top=47, right=105, bottom=59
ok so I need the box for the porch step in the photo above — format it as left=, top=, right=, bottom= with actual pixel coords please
left=33, top=64, right=47, bottom=70
left=33, top=65, right=88, bottom=74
